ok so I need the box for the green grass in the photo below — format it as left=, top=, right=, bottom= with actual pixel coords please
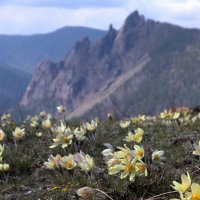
left=0, top=112, right=200, bottom=200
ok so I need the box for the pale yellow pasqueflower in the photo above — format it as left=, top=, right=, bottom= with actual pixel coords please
left=173, top=112, right=181, bottom=120
left=186, top=183, right=200, bottom=200
left=60, top=154, right=76, bottom=170
left=74, top=127, right=86, bottom=141
left=50, top=127, right=73, bottom=148
left=85, top=120, right=98, bottom=132
left=78, top=154, right=94, bottom=172
left=36, top=132, right=43, bottom=137
left=52, top=122, right=67, bottom=135
left=39, top=111, right=46, bottom=118
left=131, top=115, right=146, bottom=124
left=135, top=161, right=148, bottom=176
left=193, top=141, right=200, bottom=156
left=42, top=118, right=52, bottom=129
left=124, top=128, right=144, bottom=143
left=133, top=145, right=144, bottom=159
left=74, top=153, right=94, bottom=172
left=1, top=114, right=11, bottom=121
left=57, top=105, right=65, bottom=113
left=0, top=129, right=5, bottom=141
left=119, top=120, right=130, bottom=129
left=107, top=155, right=121, bottom=168
left=30, top=117, right=39, bottom=128
left=109, top=157, right=138, bottom=182
left=114, top=145, right=134, bottom=161
left=152, top=150, right=166, bottom=163
left=172, top=172, right=191, bottom=193
left=160, top=110, right=173, bottom=119
left=44, top=154, right=62, bottom=169
left=0, top=163, right=9, bottom=172
left=12, top=127, right=25, bottom=140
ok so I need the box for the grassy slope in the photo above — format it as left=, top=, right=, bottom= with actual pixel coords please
left=0, top=27, right=105, bottom=73
left=0, top=112, right=200, bottom=199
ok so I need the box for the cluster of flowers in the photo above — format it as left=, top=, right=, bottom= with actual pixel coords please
left=44, top=151, right=94, bottom=173
left=49, top=119, right=98, bottom=149
left=171, top=172, right=200, bottom=200
left=102, top=123, right=165, bottom=182
left=0, top=125, right=25, bottom=142
left=160, top=108, right=200, bottom=125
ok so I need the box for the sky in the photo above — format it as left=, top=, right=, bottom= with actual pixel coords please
left=0, top=0, right=200, bottom=35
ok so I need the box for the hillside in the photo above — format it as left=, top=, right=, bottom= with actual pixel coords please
left=0, top=65, right=31, bottom=112
left=0, top=27, right=105, bottom=73
left=0, top=110, right=200, bottom=199
left=20, top=11, right=200, bottom=119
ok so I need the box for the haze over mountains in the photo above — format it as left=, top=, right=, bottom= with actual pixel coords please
left=0, top=27, right=105, bottom=73
left=0, top=27, right=105, bottom=113
left=19, top=11, right=200, bottom=119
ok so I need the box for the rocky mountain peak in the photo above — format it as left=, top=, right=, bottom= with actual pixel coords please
left=74, top=36, right=91, bottom=54
left=124, top=10, right=145, bottom=31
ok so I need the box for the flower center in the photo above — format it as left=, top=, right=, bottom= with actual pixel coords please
left=65, top=162, right=73, bottom=169
left=153, top=154, right=160, bottom=161
left=125, top=163, right=134, bottom=172
left=136, top=150, right=144, bottom=158
left=63, top=136, right=69, bottom=143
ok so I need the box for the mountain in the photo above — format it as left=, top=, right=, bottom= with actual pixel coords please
left=0, top=27, right=105, bottom=73
left=20, top=11, right=200, bottom=119
left=0, top=64, right=31, bottom=113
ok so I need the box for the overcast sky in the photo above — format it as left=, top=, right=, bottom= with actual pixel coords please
left=0, top=0, right=200, bottom=35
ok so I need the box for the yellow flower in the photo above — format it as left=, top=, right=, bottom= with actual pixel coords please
left=173, top=112, right=181, bottom=120
left=0, top=163, right=9, bottom=172
left=50, top=129, right=73, bottom=148
left=85, top=120, right=98, bottom=132
left=0, top=129, right=5, bottom=141
left=57, top=105, right=65, bottom=113
left=78, top=154, right=94, bottom=172
left=109, top=158, right=138, bottom=181
left=52, top=122, right=67, bottom=135
left=1, top=114, right=11, bottom=121
left=172, top=172, right=191, bottom=193
left=131, top=115, right=146, bottom=124
left=30, top=119, right=39, bottom=128
left=44, top=154, right=62, bottom=170
left=12, top=127, right=25, bottom=140
left=74, top=127, right=86, bottom=141
left=119, top=120, right=130, bottom=129
left=60, top=154, right=76, bottom=170
left=36, top=132, right=43, bottom=137
left=124, top=128, right=144, bottom=143
left=42, top=118, right=52, bottom=129
left=39, top=111, right=46, bottom=118
left=152, top=150, right=166, bottom=163
left=135, top=161, right=148, bottom=176
left=186, top=183, right=200, bottom=200
left=115, top=145, right=134, bottom=161
left=133, top=145, right=144, bottom=159
left=193, top=141, right=200, bottom=156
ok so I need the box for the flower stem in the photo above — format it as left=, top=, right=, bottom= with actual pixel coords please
left=93, top=189, right=114, bottom=200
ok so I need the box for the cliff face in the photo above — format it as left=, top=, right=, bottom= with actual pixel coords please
left=20, top=11, right=200, bottom=119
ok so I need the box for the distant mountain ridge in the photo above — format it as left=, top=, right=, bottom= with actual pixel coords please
left=20, top=11, right=200, bottom=119
left=0, top=64, right=31, bottom=112
left=0, top=26, right=105, bottom=73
